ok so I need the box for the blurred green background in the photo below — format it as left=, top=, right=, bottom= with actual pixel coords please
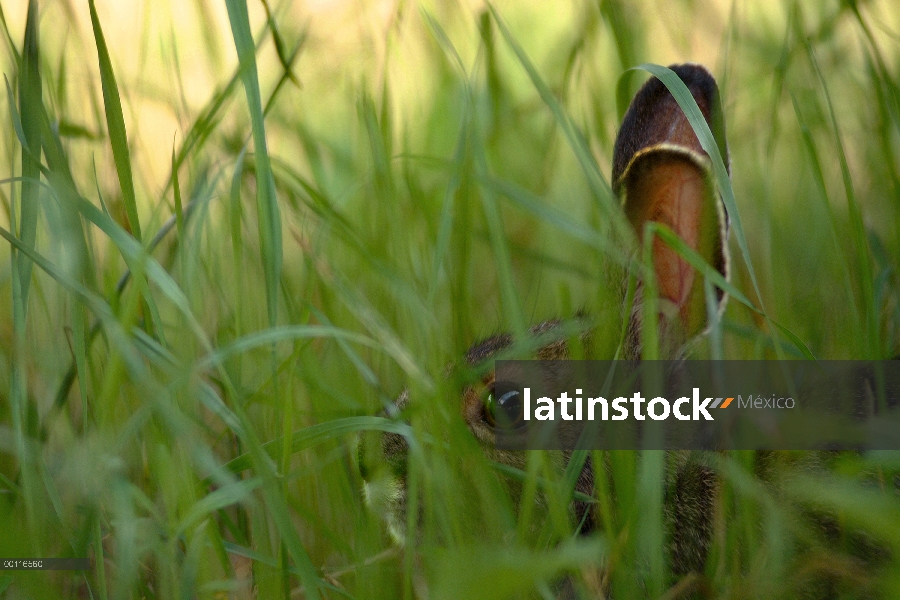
left=0, top=0, right=898, bottom=598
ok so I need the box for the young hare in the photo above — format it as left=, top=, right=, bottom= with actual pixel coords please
left=361, top=63, right=730, bottom=589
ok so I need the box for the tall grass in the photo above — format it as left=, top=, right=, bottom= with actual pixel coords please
left=0, top=0, right=898, bottom=598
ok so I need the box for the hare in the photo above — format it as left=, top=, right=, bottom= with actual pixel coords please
left=360, top=63, right=730, bottom=591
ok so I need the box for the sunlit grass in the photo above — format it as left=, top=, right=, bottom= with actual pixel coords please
left=0, top=0, right=898, bottom=598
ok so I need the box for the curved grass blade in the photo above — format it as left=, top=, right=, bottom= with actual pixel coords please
left=488, top=4, right=623, bottom=231
left=218, top=416, right=413, bottom=477
left=0, top=3, right=21, bottom=64
left=52, top=177, right=208, bottom=410
left=195, top=325, right=380, bottom=373
left=482, top=174, right=631, bottom=268
left=648, top=222, right=816, bottom=359
left=0, top=221, right=145, bottom=373
left=175, top=478, right=264, bottom=538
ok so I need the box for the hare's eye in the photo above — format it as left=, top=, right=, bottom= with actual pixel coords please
left=484, top=382, right=525, bottom=429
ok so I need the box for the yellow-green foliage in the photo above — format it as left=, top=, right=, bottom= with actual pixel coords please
left=0, top=0, right=898, bottom=598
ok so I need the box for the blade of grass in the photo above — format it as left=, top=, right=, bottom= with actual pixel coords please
left=194, top=325, right=381, bottom=373
left=430, top=538, right=606, bottom=600
left=850, top=4, right=900, bottom=140
left=225, top=0, right=282, bottom=327
left=425, top=10, right=526, bottom=339
left=807, top=43, right=877, bottom=359
left=171, top=146, right=185, bottom=279
left=87, top=0, right=171, bottom=344
left=420, top=10, right=478, bottom=343
left=162, top=11, right=288, bottom=198
left=648, top=222, right=816, bottom=359
left=52, top=172, right=207, bottom=411
left=790, top=94, right=860, bottom=345
left=16, top=0, right=41, bottom=308
left=2, top=164, right=207, bottom=370
left=175, top=478, right=264, bottom=538
left=223, top=4, right=316, bottom=594
left=9, top=0, right=42, bottom=544
left=71, top=290, right=89, bottom=431
left=488, top=4, right=625, bottom=236
left=260, top=0, right=301, bottom=88
left=482, top=174, right=631, bottom=267
left=600, top=0, right=641, bottom=75
left=218, top=416, right=413, bottom=477
left=88, top=0, right=141, bottom=242
left=8, top=67, right=97, bottom=295
left=228, top=145, right=247, bottom=389
left=0, top=2, right=22, bottom=65
left=6, top=73, right=106, bottom=439
left=472, top=137, right=527, bottom=340
left=0, top=221, right=142, bottom=363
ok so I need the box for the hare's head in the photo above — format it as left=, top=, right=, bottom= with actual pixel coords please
left=360, top=63, right=729, bottom=555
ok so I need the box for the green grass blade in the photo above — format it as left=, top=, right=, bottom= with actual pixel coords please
left=175, top=478, right=264, bottom=538
left=219, top=416, right=413, bottom=476
left=15, top=69, right=100, bottom=293
left=88, top=0, right=141, bottom=242
left=68, top=191, right=209, bottom=350
left=0, top=221, right=123, bottom=340
left=225, top=0, right=282, bottom=327
left=195, top=325, right=380, bottom=372
left=648, top=223, right=757, bottom=313
left=228, top=146, right=247, bottom=384
left=600, top=0, right=641, bottom=74
left=427, top=115, right=468, bottom=306
left=806, top=44, right=877, bottom=358
left=71, top=297, right=89, bottom=430
left=8, top=0, right=43, bottom=541
left=0, top=2, right=21, bottom=65
left=431, top=538, right=606, bottom=600
left=423, top=9, right=526, bottom=338
left=790, top=94, right=861, bottom=344
left=648, top=222, right=817, bottom=359
left=171, top=146, right=186, bottom=285
left=269, top=159, right=434, bottom=329
left=770, top=321, right=816, bottom=360
left=5, top=75, right=30, bottom=152
left=473, top=144, right=527, bottom=340
left=86, top=0, right=167, bottom=341
left=16, top=0, right=41, bottom=308
left=482, top=175, right=631, bottom=267
left=221, top=10, right=313, bottom=592
left=51, top=175, right=207, bottom=411
left=260, top=0, right=300, bottom=87
left=488, top=5, right=622, bottom=229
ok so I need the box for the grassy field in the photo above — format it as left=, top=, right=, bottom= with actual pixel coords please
left=0, top=0, right=899, bottom=598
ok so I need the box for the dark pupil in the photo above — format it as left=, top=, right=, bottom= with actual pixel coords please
left=489, top=382, right=524, bottom=428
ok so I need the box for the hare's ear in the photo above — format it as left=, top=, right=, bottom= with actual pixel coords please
left=613, top=64, right=729, bottom=351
